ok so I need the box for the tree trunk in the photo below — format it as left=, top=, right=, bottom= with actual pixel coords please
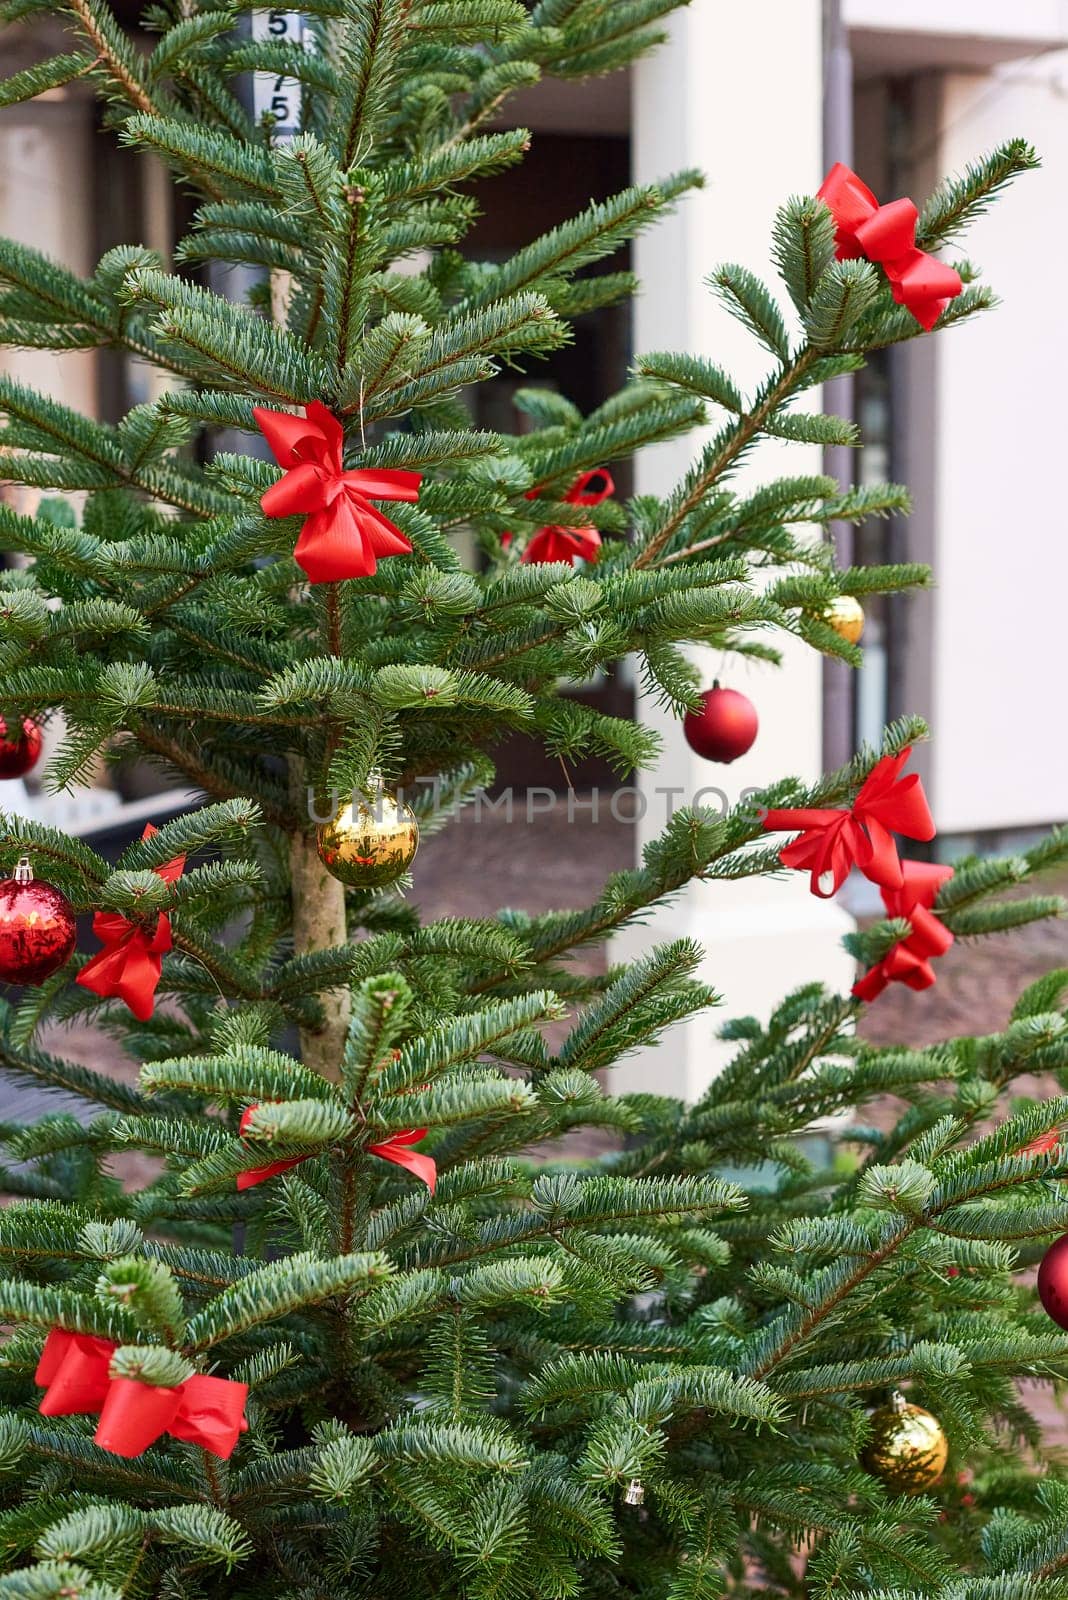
left=289, top=762, right=351, bottom=1080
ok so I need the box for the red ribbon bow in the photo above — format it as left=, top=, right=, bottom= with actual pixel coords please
left=762, top=746, right=935, bottom=899
left=35, top=1329, right=248, bottom=1460
left=852, top=861, right=954, bottom=1002
left=518, top=468, right=614, bottom=566
left=818, top=163, right=962, bottom=331
left=77, top=824, right=185, bottom=1021
left=254, top=401, right=421, bottom=584
left=236, top=1105, right=436, bottom=1193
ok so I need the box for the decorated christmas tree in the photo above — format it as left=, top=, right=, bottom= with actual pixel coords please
left=0, top=4, right=1066, bottom=1598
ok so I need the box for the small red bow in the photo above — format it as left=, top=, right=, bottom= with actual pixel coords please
left=254, top=401, right=421, bottom=583
left=36, top=1329, right=248, bottom=1460
left=852, top=861, right=954, bottom=1002
left=818, top=163, right=962, bottom=331
left=236, top=1105, right=436, bottom=1193
left=517, top=468, right=614, bottom=566
left=762, top=747, right=935, bottom=899
left=77, top=824, right=185, bottom=1021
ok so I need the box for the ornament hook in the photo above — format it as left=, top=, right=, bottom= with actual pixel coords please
left=13, top=855, right=33, bottom=885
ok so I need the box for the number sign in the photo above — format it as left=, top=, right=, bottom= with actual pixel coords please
left=251, top=10, right=305, bottom=138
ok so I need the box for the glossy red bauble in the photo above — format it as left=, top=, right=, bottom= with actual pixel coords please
left=1038, top=1233, right=1068, bottom=1330
left=0, top=862, right=77, bottom=986
left=682, top=683, right=758, bottom=764
left=0, top=717, right=42, bottom=780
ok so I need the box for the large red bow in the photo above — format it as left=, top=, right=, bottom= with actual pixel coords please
left=35, top=1329, right=248, bottom=1460
left=254, top=401, right=420, bottom=584
left=519, top=468, right=614, bottom=566
left=236, top=1105, right=436, bottom=1193
left=852, top=861, right=954, bottom=1002
left=77, top=824, right=185, bottom=1021
left=818, top=163, right=962, bottom=332
left=762, top=747, right=935, bottom=899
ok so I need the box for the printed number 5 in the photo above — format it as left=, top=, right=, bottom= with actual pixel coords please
left=268, top=10, right=289, bottom=34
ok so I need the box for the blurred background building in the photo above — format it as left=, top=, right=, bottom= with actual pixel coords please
left=1, top=0, right=1065, bottom=1096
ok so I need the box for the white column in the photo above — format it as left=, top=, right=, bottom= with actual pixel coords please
left=0, top=84, right=100, bottom=813
left=614, top=0, right=856, bottom=1101
left=0, top=94, right=97, bottom=416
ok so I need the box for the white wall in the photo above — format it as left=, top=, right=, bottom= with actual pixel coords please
left=845, top=0, right=1068, bottom=53
left=846, top=0, right=1068, bottom=83
left=616, top=0, right=856, bottom=1101
left=923, top=60, right=1068, bottom=831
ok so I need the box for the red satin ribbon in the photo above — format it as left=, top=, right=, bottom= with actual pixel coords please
left=235, top=1105, right=307, bottom=1190
left=254, top=401, right=421, bottom=583
left=236, top=1105, right=436, bottom=1193
left=818, top=163, right=962, bottom=331
left=366, top=1127, right=437, bottom=1191
left=35, top=1329, right=248, bottom=1460
left=852, top=861, right=954, bottom=1002
left=1022, top=1128, right=1062, bottom=1158
left=762, top=747, right=935, bottom=899
left=518, top=468, right=614, bottom=566
left=77, top=824, right=185, bottom=1021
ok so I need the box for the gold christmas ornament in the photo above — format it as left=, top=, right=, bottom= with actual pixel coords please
left=316, top=787, right=419, bottom=889
left=623, top=1479, right=645, bottom=1507
left=861, top=1392, right=947, bottom=1494
left=824, top=594, right=865, bottom=645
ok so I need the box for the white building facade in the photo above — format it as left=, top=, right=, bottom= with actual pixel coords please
left=620, top=0, right=1068, bottom=1095
left=1, top=3, right=1066, bottom=1098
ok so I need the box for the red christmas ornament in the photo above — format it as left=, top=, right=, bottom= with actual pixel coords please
left=0, top=716, right=42, bottom=780
left=683, top=683, right=758, bottom=764
left=1038, top=1234, right=1068, bottom=1330
left=0, top=857, right=76, bottom=986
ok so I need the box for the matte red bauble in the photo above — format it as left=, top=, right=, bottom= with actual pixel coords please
left=0, top=858, right=77, bottom=986
left=683, top=683, right=758, bottom=764
left=0, top=716, right=42, bottom=780
left=1038, top=1233, right=1068, bottom=1330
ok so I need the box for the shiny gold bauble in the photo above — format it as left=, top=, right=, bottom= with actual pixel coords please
left=316, top=789, right=419, bottom=888
left=824, top=594, right=865, bottom=645
left=861, top=1395, right=948, bottom=1494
